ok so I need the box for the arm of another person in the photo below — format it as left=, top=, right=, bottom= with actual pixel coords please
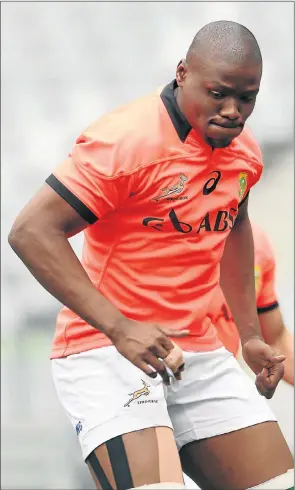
left=219, top=194, right=285, bottom=398
left=259, top=308, right=294, bottom=385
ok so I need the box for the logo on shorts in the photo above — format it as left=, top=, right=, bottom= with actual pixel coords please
left=153, top=174, right=188, bottom=202
left=124, top=379, right=158, bottom=407
left=75, top=421, right=83, bottom=435
left=238, top=172, right=248, bottom=201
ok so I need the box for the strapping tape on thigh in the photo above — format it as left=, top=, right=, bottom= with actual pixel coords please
left=130, top=483, right=186, bottom=489
left=248, top=468, right=294, bottom=490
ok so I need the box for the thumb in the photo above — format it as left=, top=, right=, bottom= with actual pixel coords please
left=161, top=328, right=190, bottom=338
left=267, top=354, right=286, bottom=364
left=257, top=367, right=269, bottom=379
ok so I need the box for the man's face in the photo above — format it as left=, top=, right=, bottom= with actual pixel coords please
left=176, top=56, right=262, bottom=148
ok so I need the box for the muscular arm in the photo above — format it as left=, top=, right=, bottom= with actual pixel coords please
left=8, top=184, right=124, bottom=336
left=259, top=308, right=294, bottom=385
left=219, top=195, right=262, bottom=344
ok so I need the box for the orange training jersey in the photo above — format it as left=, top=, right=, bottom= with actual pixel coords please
left=209, top=223, right=279, bottom=356
left=46, top=80, right=263, bottom=359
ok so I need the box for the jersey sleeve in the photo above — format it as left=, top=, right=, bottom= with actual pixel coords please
left=256, top=238, right=279, bottom=314
left=46, top=128, right=136, bottom=223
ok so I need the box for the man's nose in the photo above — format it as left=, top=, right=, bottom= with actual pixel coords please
left=219, top=98, right=241, bottom=120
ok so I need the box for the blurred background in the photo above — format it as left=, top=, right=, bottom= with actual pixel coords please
left=1, top=2, right=294, bottom=489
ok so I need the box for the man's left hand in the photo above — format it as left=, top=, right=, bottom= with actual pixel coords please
left=242, top=337, right=286, bottom=399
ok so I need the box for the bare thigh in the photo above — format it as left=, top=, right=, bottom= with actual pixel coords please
left=180, top=421, right=293, bottom=490
left=87, top=427, right=183, bottom=490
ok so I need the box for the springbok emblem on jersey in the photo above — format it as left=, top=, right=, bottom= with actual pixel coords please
left=238, top=172, right=248, bottom=201
left=124, top=380, right=150, bottom=407
left=153, top=173, right=188, bottom=202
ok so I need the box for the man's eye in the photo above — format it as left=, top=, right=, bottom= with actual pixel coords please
left=209, top=90, right=223, bottom=99
left=240, top=95, right=255, bottom=103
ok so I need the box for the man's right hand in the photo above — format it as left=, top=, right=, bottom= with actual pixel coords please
left=109, top=320, right=190, bottom=385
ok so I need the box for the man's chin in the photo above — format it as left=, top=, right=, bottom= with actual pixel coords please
left=206, top=137, right=232, bottom=148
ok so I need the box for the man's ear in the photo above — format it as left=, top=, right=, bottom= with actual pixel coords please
left=176, top=59, right=188, bottom=86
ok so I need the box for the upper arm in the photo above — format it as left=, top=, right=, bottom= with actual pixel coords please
left=233, top=191, right=250, bottom=228
left=10, top=183, right=91, bottom=239
left=10, top=126, right=135, bottom=240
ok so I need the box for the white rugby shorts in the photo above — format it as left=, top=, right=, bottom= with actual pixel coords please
left=52, top=346, right=276, bottom=460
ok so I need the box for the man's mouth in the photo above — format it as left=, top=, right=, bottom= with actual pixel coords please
left=208, top=122, right=243, bottom=137
left=210, top=121, right=243, bottom=129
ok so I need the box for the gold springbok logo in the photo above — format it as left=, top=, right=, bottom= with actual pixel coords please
left=124, top=380, right=150, bottom=407
left=153, top=173, right=188, bottom=202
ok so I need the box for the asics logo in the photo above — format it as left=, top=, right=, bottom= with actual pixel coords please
left=203, top=171, right=221, bottom=195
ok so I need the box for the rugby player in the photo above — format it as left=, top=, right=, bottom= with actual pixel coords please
left=9, top=20, right=294, bottom=490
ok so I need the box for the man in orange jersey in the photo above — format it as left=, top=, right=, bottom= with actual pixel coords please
left=9, top=20, right=293, bottom=490
left=210, top=222, right=294, bottom=386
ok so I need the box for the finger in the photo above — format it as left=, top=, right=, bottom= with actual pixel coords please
left=267, top=355, right=286, bottom=365
left=261, top=364, right=284, bottom=383
left=256, top=369, right=282, bottom=398
left=161, top=328, right=190, bottom=338
left=159, top=335, right=175, bottom=353
left=136, top=359, right=158, bottom=379
left=163, top=343, right=185, bottom=374
left=256, top=369, right=278, bottom=386
left=149, top=343, right=171, bottom=360
left=179, top=363, right=185, bottom=372
left=255, top=380, right=266, bottom=397
left=255, top=377, right=275, bottom=399
left=257, top=367, right=270, bottom=380
left=174, top=363, right=185, bottom=379
left=144, top=353, right=170, bottom=386
left=262, top=367, right=270, bottom=378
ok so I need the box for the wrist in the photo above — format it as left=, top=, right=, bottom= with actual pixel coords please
left=102, top=313, right=130, bottom=341
left=241, top=334, right=264, bottom=346
left=239, top=318, right=263, bottom=346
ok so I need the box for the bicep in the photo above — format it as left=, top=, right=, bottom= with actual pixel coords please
left=11, top=183, right=93, bottom=238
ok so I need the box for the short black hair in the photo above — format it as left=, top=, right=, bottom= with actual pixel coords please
left=187, top=20, right=262, bottom=65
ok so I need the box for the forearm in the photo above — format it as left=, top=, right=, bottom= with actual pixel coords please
left=8, top=226, right=124, bottom=336
left=220, top=215, right=262, bottom=344
left=270, top=330, right=294, bottom=385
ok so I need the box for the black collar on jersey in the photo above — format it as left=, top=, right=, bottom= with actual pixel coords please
left=160, top=80, right=192, bottom=143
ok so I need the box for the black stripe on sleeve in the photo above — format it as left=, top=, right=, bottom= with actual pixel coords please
left=45, top=174, right=98, bottom=224
left=106, top=435, right=133, bottom=490
left=257, top=301, right=279, bottom=315
left=238, top=190, right=250, bottom=208
left=86, top=451, right=113, bottom=490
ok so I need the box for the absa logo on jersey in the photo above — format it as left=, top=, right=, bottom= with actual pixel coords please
left=142, top=207, right=238, bottom=234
